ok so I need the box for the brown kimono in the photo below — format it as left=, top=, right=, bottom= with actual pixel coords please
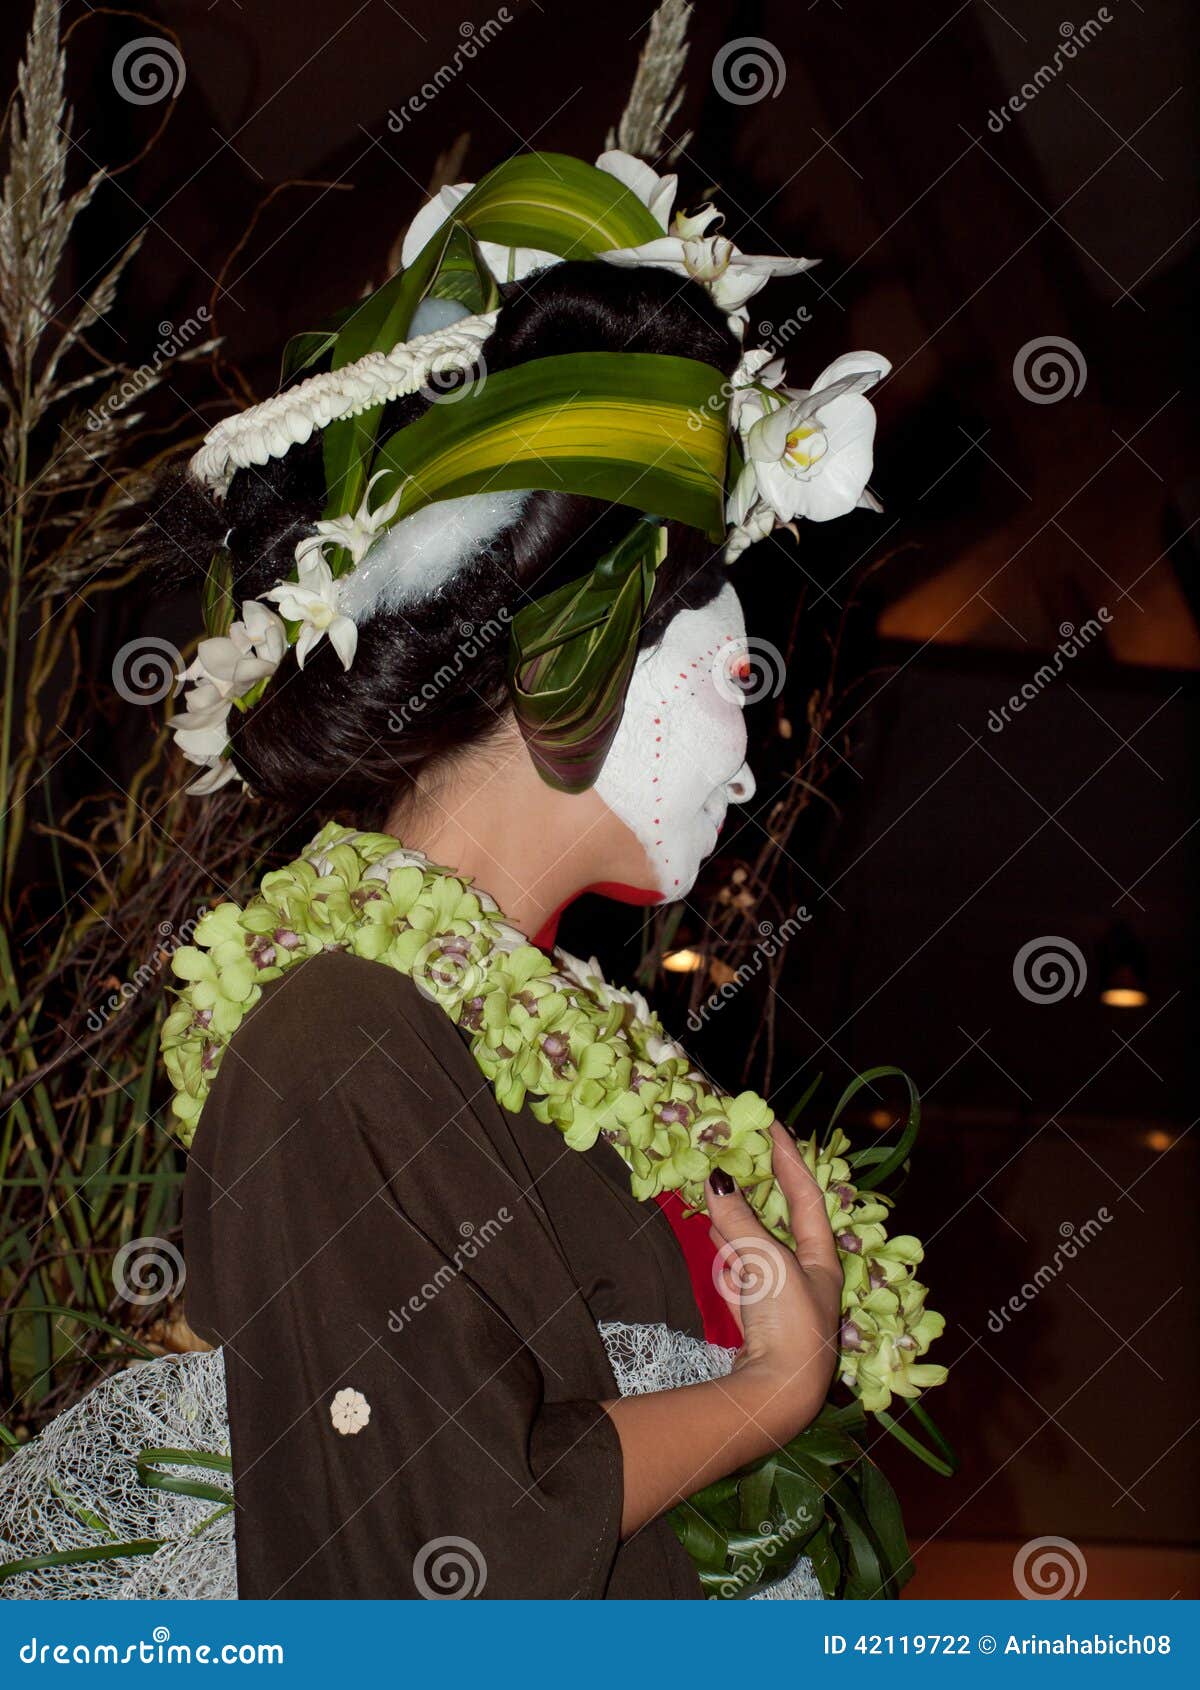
left=183, top=949, right=705, bottom=1598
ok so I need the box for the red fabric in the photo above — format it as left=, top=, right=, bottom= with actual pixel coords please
left=654, top=1190, right=742, bottom=1349
left=531, top=883, right=742, bottom=1348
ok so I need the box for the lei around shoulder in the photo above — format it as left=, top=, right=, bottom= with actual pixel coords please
left=161, top=823, right=946, bottom=1418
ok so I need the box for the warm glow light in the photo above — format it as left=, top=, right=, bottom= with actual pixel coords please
left=868, top=1109, right=893, bottom=1130
left=663, top=948, right=705, bottom=974
left=1144, top=1129, right=1173, bottom=1153
left=1101, top=986, right=1149, bottom=1009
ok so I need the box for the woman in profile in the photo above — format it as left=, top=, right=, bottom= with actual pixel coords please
left=174, top=249, right=846, bottom=1598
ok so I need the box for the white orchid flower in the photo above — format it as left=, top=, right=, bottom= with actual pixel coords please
left=595, top=150, right=678, bottom=230
left=317, top=472, right=405, bottom=572
left=400, top=183, right=559, bottom=284
left=169, top=677, right=242, bottom=794
left=599, top=230, right=815, bottom=334
left=723, top=500, right=779, bottom=563
left=177, top=599, right=287, bottom=703
left=265, top=547, right=358, bottom=671
left=170, top=679, right=232, bottom=762
left=730, top=351, right=891, bottom=530
left=184, top=756, right=241, bottom=796
left=729, top=345, right=786, bottom=430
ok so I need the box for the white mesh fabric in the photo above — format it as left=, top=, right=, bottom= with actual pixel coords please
left=0, top=1351, right=233, bottom=1601
left=0, top=1327, right=822, bottom=1600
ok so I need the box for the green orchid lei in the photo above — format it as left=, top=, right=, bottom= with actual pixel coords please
left=162, top=822, right=946, bottom=1419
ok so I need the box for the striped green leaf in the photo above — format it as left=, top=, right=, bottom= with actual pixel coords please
left=508, top=518, right=663, bottom=793
left=320, top=151, right=663, bottom=522
left=370, top=351, right=729, bottom=538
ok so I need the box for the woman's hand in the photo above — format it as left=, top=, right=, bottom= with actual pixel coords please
left=706, top=1123, right=843, bottom=1441
left=603, top=1122, right=842, bottom=1536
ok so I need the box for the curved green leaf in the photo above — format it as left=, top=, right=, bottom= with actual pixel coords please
left=0, top=1539, right=163, bottom=1584
left=508, top=518, right=663, bottom=792
left=137, top=1446, right=233, bottom=1505
left=370, top=351, right=729, bottom=537
left=449, top=151, right=663, bottom=260
left=830, top=1066, right=921, bottom=1192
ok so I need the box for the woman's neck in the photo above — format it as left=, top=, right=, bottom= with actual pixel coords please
left=385, top=738, right=620, bottom=938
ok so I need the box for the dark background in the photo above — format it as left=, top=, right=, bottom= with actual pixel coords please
left=4, top=0, right=1197, bottom=1595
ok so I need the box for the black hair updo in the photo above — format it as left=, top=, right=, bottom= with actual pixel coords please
left=151, top=261, right=741, bottom=822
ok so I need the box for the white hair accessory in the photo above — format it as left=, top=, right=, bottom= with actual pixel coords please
left=338, top=489, right=528, bottom=621
left=189, top=310, right=498, bottom=495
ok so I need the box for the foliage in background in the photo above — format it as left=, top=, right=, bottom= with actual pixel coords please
left=0, top=0, right=282, bottom=1447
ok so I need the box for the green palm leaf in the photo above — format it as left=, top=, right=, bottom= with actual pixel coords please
left=508, top=518, right=663, bottom=793
left=319, top=151, right=663, bottom=521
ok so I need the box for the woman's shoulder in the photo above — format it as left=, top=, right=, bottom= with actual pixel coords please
left=205, top=949, right=470, bottom=1121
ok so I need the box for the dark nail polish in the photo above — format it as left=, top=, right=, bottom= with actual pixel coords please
left=709, top=1169, right=736, bottom=1197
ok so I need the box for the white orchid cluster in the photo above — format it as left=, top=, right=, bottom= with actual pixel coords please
left=724, top=345, right=891, bottom=560
left=171, top=474, right=404, bottom=793
left=169, top=148, right=890, bottom=794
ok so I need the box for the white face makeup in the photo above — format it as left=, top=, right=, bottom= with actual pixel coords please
left=596, top=582, right=757, bottom=900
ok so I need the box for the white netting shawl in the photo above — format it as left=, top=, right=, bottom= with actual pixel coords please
left=0, top=1326, right=821, bottom=1600
left=0, top=1351, right=234, bottom=1600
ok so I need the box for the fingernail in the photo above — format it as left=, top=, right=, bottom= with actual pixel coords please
left=708, top=1169, right=736, bottom=1197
